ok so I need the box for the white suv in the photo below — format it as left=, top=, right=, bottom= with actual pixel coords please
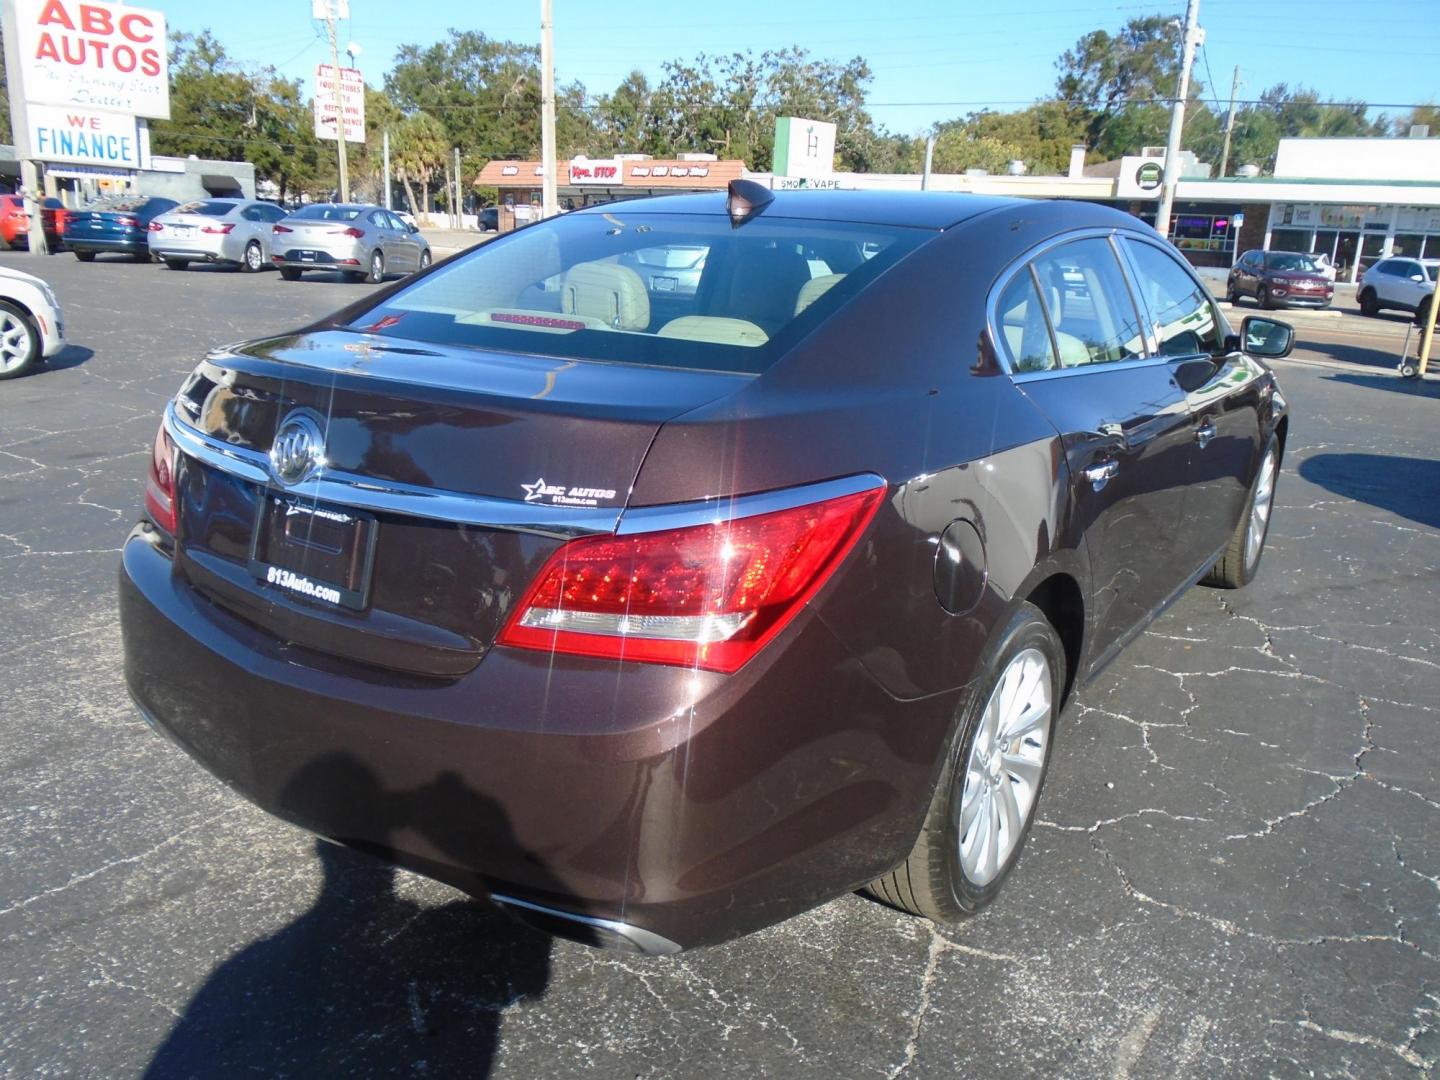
left=1358, top=257, right=1437, bottom=320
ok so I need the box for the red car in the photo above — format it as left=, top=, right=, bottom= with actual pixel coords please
left=0, top=195, right=68, bottom=251
left=0, top=195, right=29, bottom=249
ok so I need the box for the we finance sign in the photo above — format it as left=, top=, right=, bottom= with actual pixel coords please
left=29, top=104, right=139, bottom=167
left=3, top=0, right=170, bottom=121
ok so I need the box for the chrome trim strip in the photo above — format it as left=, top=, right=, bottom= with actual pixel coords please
left=163, top=401, right=621, bottom=538
left=490, top=893, right=683, bottom=955
left=616, top=472, right=887, bottom=535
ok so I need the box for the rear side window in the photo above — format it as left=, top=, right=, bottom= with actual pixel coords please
left=995, top=270, right=1058, bottom=372
left=350, top=211, right=929, bottom=374
left=1029, top=238, right=1145, bottom=368
left=1123, top=239, right=1222, bottom=357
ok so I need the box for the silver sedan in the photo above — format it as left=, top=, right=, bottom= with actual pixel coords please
left=148, top=199, right=290, bottom=272
left=271, top=203, right=432, bottom=283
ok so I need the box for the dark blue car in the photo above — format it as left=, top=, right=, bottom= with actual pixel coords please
left=64, top=195, right=178, bottom=262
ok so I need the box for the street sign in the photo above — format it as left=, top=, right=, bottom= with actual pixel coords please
left=5, top=0, right=169, bottom=121
left=313, top=63, right=364, bottom=144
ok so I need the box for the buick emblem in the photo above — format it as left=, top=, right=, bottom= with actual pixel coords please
left=269, top=413, right=326, bottom=486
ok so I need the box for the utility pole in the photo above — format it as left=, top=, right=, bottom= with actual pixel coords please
left=454, top=146, right=462, bottom=227
left=322, top=6, right=349, bottom=203
left=382, top=128, right=391, bottom=210
left=540, top=0, right=557, bottom=219
left=1154, top=0, right=1201, bottom=239
left=921, top=136, right=936, bottom=191
left=1218, top=64, right=1240, bottom=178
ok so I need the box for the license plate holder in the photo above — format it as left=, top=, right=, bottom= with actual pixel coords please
left=248, top=495, right=376, bottom=611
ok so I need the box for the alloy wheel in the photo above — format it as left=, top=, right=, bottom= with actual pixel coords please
left=0, top=311, right=35, bottom=374
left=958, top=647, right=1052, bottom=887
left=1245, top=447, right=1278, bottom=569
left=245, top=242, right=262, bottom=271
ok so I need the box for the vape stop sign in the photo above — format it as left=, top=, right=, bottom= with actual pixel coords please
left=3, top=0, right=170, bottom=119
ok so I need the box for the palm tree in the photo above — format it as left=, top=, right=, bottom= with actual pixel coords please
left=392, top=112, right=448, bottom=222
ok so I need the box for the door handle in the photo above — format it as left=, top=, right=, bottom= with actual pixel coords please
left=1195, top=422, right=1217, bottom=449
left=1083, top=460, right=1119, bottom=492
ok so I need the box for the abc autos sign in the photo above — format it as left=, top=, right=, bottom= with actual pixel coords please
left=5, top=0, right=170, bottom=120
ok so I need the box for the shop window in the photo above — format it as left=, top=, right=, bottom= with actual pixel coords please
left=1393, top=234, right=1426, bottom=257
left=1269, top=228, right=1311, bottom=253
left=1169, top=213, right=1233, bottom=252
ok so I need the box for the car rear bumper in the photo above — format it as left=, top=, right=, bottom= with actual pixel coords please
left=149, top=236, right=239, bottom=263
left=119, top=525, right=956, bottom=950
left=273, top=241, right=365, bottom=271
left=64, top=235, right=147, bottom=255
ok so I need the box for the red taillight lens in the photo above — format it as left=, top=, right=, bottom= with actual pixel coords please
left=118, top=216, right=139, bottom=228
left=144, top=423, right=177, bottom=533
left=273, top=224, right=292, bottom=233
left=201, top=223, right=234, bottom=234
left=147, top=221, right=164, bottom=232
left=497, top=483, right=885, bottom=673
left=330, top=226, right=365, bottom=238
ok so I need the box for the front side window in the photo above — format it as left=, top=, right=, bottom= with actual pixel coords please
left=1123, top=238, right=1222, bottom=357
left=1028, top=237, right=1145, bottom=368
left=350, top=211, right=928, bottom=374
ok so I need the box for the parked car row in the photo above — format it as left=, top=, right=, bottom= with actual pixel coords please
left=48, top=196, right=432, bottom=284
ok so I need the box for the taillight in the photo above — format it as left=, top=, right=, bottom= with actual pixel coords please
left=201, top=223, right=234, bottom=234
left=497, top=483, right=885, bottom=673
left=144, top=423, right=177, bottom=533
left=148, top=221, right=164, bottom=232
left=332, top=227, right=365, bottom=238
left=273, top=224, right=292, bottom=233
left=117, top=216, right=138, bottom=228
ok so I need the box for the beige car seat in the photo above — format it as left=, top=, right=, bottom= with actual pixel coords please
left=559, top=261, right=651, bottom=330
left=794, top=274, right=847, bottom=315
left=657, top=316, right=769, bottom=347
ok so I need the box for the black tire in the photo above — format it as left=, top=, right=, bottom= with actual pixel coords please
left=864, top=602, right=1064, bottom=923
left=1416, top=296, right=1433, bottom=330
left=364, top=250, right=384, bottom=284
left=1259, top=285, right=1275, bottom=310
left=1225, top=280, right=1241, bottom=305
left=417, top=249, right=432, bottom=272
left=279, top=266, right=302, bottom=281
left=133, top=251, right=152, bottom=263
left=1203, top=434, right=1280, bottom=589
left=241, top=240, right=263, bottom=273
left=73, top=250, right=96, bottom=262
left=0, top=299, right=42, bottom=381
left=0, top=232, right=11, bottom=252
left=1358, top=288, right=1379, bottom=317
left=163, top=258, right=189, bottom=271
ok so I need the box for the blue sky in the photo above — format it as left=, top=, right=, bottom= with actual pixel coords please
left=178, top=0, right=1438, bottom=135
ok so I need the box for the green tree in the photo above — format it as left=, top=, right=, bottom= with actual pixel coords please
left=392, top=111, right=448, bottom=218
left=1393, top=103, right=1440, bottom=136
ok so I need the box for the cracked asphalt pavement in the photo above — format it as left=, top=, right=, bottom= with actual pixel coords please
left=1, top=254, right=1437, bottom=1078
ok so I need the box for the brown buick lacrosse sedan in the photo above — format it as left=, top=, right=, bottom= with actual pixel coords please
left=120, top=184, right=1292, bottom=953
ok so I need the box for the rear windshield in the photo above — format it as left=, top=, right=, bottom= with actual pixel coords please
left=175, top=200, right=236, bottom=216
left=349, top=211, right=928, bottom=373
left=1265, top=252, right=1320, bottom=273
left=292, top=204, right=362, bottom=221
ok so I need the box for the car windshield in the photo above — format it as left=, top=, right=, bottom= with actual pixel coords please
left=1265, top=252, right=1320, bottom=273
left=174, top=200, right=236, bottom=216
left=350, top=211, right=928, bottom=374
left=291, top=205, right=362, bottom=221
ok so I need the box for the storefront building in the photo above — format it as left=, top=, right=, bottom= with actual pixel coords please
left=476, top=156, right=745, bottom=231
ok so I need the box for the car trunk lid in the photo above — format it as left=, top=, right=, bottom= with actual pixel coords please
left=169, top=330, right=746, bottom=677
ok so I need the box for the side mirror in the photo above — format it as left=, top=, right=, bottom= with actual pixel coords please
left=1240, top=315, right=1294, bottom=359
left=1412, top=274, right=1426, bottom=282
left=408, top=222, right=420, bottom=234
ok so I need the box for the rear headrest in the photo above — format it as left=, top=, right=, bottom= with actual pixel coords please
left=656, top=316, right=768, bottom=347
left=560, top=261, right=650, bottom=331
left=794, top=273, right=846, bottom=315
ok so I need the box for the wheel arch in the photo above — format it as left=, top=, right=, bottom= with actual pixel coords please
left=1020, top=571, right=1085, bottom=705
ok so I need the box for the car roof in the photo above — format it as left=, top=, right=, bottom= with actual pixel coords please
left=574, top=190, right=1029, bottom=230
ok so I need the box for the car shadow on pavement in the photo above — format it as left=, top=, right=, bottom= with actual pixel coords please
left=1298, top=451, right=1440, bottom=529
left=1297, top=338, right=1413, bottom=370
left=27, top=345, right=94, bottom=375
left=144, top=755, right=555, bottom=1079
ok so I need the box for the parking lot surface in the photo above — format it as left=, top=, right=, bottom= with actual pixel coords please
left=1, top=253, right=1437, bottom=1078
